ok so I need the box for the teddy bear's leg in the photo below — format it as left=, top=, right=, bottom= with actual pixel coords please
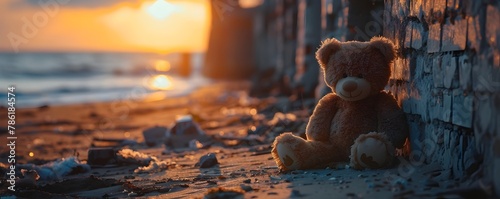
left=272, top=132, right=338, bottom=171
left=349, top=132, right=395, bottom=170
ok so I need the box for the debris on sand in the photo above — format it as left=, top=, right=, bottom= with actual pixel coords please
left=87, top=147, right=116, bottom=166
left=143, top=126, right=168, bottom=146
left=16, top=169, right=40, bottom=189
left=196, top=153, right=219, bottom=168
left=116, top=149, right=153, bottom=166
left=39, top=175, right=119, bottom=194
left=202, top=187, right=245, bottom=199
left=17, top=157, right=90, bottom=181
left=116, top=149, right=172, bottom=173
left=239, top=184, right=253, bottom=192
left=135, top=159, right=171, bottom=173
left=165, top=115, right=211, bottom=149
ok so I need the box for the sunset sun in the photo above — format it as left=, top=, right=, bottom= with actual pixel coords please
left=146, top=0, right=178, bottom=20
left=101, top=0, right=210, bottom=53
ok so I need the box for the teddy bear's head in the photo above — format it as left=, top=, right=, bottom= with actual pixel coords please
left=316, top=37, right=396, bottom=101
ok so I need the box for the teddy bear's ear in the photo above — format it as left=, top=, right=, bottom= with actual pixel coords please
left=369, top=36, right=396, bottom=62
left=316, top=38, right=341, bottom=69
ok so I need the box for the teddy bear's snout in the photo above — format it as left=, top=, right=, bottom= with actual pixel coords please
left=342, top=80, right=358, bottom=92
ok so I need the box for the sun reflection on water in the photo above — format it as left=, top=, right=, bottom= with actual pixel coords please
left=148, top=74, right=174, bottom=90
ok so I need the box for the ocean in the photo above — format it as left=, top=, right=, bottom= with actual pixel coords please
left=0, top=52, right=210, bottom=108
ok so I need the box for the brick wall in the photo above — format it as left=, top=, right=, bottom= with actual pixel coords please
left=381, top=0, right=500, bottom=194
left=269, top=0, right=500, bottom=194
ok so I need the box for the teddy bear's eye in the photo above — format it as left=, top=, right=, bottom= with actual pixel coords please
left=343, top=73, right=348, bottom=78
left=357, top=74, right=364, bottom=78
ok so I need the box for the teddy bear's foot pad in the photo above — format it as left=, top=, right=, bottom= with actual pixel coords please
left=350, top=132, right=394, bottom=169
left=276, top=143, right=300, bottom=171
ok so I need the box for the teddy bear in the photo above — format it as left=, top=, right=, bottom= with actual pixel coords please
left=271, top=36, right=409, bottom=171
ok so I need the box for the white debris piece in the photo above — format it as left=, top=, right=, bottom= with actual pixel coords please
left=116, top=149, right=170, bottom=173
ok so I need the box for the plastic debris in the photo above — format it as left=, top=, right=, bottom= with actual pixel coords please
left=17, top=157, right=90, bottom=181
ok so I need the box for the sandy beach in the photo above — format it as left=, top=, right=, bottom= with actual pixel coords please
left=0, top=81, right=480, bottom=199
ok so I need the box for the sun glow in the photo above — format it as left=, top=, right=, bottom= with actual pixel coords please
left=148, top=75, right=174, bottom=90
left=147, top=0, right=178, bottom=20
left=154, top=60, right=171, bottom=72
left=101, top=0, right=210, bottom=53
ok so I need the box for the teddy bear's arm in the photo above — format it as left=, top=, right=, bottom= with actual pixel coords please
left=305, top=93, right=339, bottom=142
left=376, top=92, right=409, bottom=148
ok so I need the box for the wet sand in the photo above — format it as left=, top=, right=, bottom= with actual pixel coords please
left=0, top=81, right=481, bottom=198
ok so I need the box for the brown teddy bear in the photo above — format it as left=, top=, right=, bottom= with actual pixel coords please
left=271, top=37, right=409, bottom=171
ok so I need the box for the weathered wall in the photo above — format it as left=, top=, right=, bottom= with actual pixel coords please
left=381, top=0, right=500, bottom=194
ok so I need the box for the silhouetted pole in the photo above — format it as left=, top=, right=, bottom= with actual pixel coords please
left=179, top=53, right=191, bottom=77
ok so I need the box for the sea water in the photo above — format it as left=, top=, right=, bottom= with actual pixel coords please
left=0, top=52, right=209, bottom=107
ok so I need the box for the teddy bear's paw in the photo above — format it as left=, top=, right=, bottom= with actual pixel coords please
left=350, top=132, right=394, bottom=170
left=275, top=142, right=300, bottom=171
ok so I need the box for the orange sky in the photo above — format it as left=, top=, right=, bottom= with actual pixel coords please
left=0, top=0, right=211, bottom=53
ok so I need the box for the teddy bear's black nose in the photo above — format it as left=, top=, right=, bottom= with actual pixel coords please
left=342, top=80, right=358, bottom=92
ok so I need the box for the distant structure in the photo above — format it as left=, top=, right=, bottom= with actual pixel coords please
left=178, top=53, right=191, bottom=77
left=203, top=2, right=256, bottom=79
left=205, top=0, right=500, bottom=196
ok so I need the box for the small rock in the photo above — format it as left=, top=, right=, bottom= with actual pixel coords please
left=240, top=184, right=253, bottom=192
left=142, top=126, right=168, bottom=147
left=243, top=179, right=251, bottom=183
left=197, top=153, right=219, bottom=168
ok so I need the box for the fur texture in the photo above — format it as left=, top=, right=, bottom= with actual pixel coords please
left=272, top=37, right=409, bottom=171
